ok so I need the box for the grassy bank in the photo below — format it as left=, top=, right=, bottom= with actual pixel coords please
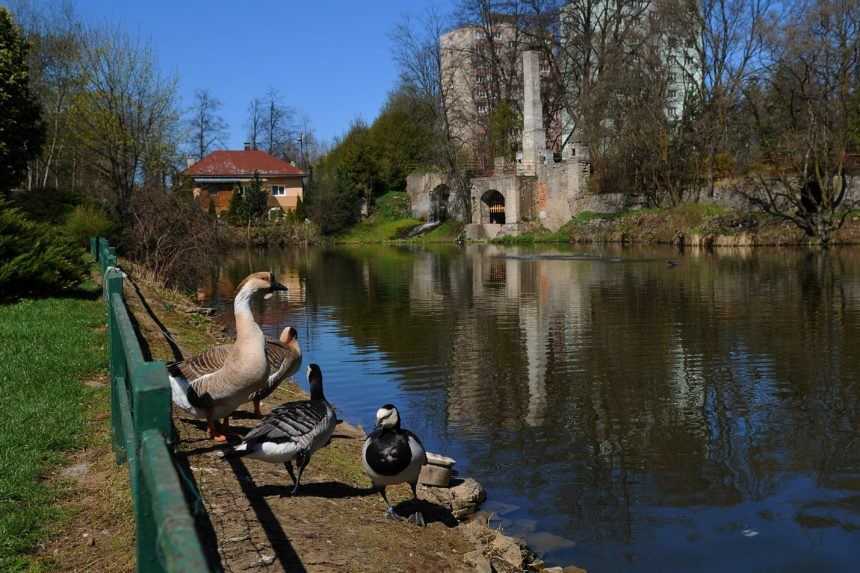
left=489, top=203, right=860, bottom=247
left=0, top=286, right=107, bottom=570
left=338, top=192, right=420, bottom=242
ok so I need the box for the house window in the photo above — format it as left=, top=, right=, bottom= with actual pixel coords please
left=271, top=185, right=285, bottom=197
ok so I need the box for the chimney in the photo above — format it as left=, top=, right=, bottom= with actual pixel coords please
left=244, top=142, right=251, bottom=151
left=185, top=156, right=195, bottom=168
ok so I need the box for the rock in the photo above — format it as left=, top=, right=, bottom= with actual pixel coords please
left=562, top=567, right=588, bottom=573
left=464, top=549, right=493, bottom=573
left=489, top=534, right=524, bottom=572
left=544, top=568, right=564, bottom=573
left=418, top=463, right=451, bottom=487
left=418, top=477, right=486, bottom=520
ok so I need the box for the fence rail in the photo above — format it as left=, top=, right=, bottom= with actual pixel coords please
left=90, top=237, right=210, bottom=573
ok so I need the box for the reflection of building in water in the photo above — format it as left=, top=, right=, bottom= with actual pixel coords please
left=446, top=246, right=605, bottom=428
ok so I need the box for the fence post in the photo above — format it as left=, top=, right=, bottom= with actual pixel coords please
left=133, top=363, right=173, bottom=573
left=106, top=270, right=127, bottom=464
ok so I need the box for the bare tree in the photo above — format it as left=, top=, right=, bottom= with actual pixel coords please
left=187, top=88, right=227, bottom=161
left=392, top=7, right=476, bottom=219
left=743, top=0, right=860, bottom=246
left=246, top=96, right=263, bottom=150
left=72, top=26, right=179, bottom=225
left=261, top=87, right=295, bottom=158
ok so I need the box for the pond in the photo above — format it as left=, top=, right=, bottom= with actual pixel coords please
left=196, top=243, right=860, bottom=572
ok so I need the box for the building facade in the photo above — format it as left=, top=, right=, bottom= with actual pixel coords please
left=183, top=149, right=304, bottom=215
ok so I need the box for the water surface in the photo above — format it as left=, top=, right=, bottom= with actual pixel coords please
left=197, top=243, right=860, bottom=572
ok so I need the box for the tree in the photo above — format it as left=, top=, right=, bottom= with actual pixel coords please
left=743, top=0, right=860, bottom=246
left=391, top=7, right=473, bottom=219
left=11, top=1, right=84, bottom=192
left=187, top=88, right=227, bottom=161
left=261, top=87, right=295, bottom=158
left=71, top=26, right=178, bottom=226
left=227, top=171, right=268, bottom=227
left=0, top=7, right=44, bottom=194
left=246, top=96, right=263, bottom=150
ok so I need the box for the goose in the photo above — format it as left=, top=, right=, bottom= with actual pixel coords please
left=362, top=404, right=427, bottom=525
left=248, top=326, right=302, bottom=416
left=229, top=363, right=337, bottom=494
left=168, top=271, right=286, bottom=442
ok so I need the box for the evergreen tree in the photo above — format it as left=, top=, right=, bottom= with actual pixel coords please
left=0, top=7, right=44, bottom=194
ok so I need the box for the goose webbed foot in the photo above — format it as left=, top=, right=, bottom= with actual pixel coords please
left=407, top=511, right=426, bottom=527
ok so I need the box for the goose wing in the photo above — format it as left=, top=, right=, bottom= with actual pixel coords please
left=243, top=400, right=330, bottom=446
left=249, top=340, right=302, bottom=402
left=167, top=344, right=230, bottom=383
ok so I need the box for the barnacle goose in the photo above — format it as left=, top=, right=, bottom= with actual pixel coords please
left=361, top=404, right=427, bottom=525
left=229, top=363, right=336, bottom=493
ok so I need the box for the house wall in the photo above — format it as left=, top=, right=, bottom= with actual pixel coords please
left=193, top=175, right=303, bottom=214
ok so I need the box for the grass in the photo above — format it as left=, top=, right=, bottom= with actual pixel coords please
left=0, top=286, right=106, bottom=571
left=338, top=192, right=422, bottom=243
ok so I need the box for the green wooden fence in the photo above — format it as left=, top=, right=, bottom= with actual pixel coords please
left=91, top=237, right=211, bottom=573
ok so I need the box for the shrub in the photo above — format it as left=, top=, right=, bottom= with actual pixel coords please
left=125, top=187, right=220, bottom=289
left=0, top=199, right=87, bottom=298
left=64, top=204, right=114, bottom=246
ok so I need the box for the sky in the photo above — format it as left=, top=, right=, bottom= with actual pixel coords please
left=67, top=0, right=453, bottom=148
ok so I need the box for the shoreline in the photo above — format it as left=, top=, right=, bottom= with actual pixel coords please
left=122, top=262, right=575, bottom=572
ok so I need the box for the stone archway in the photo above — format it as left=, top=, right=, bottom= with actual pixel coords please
left=430, top=184, right=450, bottom=222
left=481, top=190, right=506, bottom=224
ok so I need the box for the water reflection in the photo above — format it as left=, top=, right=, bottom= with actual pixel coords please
left=198, top=244, right=860, bottom=572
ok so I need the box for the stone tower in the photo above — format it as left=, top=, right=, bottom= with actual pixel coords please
left=520, top=51, right=546, bottom=177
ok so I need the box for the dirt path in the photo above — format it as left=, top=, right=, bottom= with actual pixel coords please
left=35, top=371, right=135, bottom=573
left=123, top=274, right=478, bottom=572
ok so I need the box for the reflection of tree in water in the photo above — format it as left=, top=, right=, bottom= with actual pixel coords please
left=199, top=245, right=860, bottom=557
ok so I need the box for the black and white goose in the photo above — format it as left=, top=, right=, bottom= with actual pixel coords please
left=228, top=363, right=336, bottom=494
left=361, top=404, right=427, bottom=525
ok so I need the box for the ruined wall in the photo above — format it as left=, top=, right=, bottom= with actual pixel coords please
left=406, top=171, right=447, bottom=220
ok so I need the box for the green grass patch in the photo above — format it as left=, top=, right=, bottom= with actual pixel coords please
left=338, top=192, right=422, bottom=242
left=404, top=220, right=464, bottom=243
left=0, top=289, right=106, bottom=571
left=493, top=221, right=575, bottom=244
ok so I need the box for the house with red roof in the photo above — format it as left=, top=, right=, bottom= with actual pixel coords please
left=183, top=148, right=305, bottom=215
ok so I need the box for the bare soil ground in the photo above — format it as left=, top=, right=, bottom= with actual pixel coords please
left=34, top=371, right=136, bottom=573
left=123, top=273, right=477, bottom=572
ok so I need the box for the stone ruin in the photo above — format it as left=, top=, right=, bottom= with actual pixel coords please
left=406, top=50, right=626, bottom=239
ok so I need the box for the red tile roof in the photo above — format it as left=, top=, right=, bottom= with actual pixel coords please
left=184, top=150, right=304, bottom=177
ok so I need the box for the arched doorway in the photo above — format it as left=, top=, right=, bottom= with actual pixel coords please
left=481, top=190, right=506, bottom=224
left=430, top=184, right=450, bottom=222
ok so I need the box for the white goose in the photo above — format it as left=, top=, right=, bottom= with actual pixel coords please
left=168, top=271, right=287, bottom=442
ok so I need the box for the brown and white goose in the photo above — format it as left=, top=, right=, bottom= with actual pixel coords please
left=249, top=326, right=302, bottom=416
left=168, top=271, right=287, bottom=442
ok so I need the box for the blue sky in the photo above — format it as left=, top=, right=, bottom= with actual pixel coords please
left=69, top=0, right=453, bottom=148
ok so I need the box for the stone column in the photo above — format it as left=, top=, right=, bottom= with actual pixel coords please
left=520, top=51, right=546, bottom=177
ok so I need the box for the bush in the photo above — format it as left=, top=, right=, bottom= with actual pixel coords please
left=0, top=200, right=87, bottom=298
left=64, top=204, right=114, bottom=246
left=125, top=187, right=220, bottom=289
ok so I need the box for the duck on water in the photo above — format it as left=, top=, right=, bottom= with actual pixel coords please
left=168, top=271, right=287, bottom=442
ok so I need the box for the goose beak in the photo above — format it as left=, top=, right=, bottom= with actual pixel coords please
left=272, top=280, right=288, bottom=292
